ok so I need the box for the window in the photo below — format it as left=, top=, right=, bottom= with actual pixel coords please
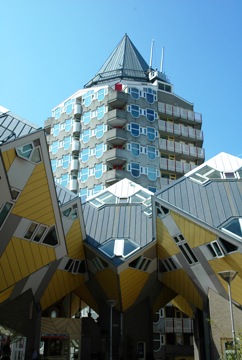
left=33, top=225, right=47, bottom=242
left=130, top=123, right=140, bottom=137
left=95, top=124, right=105, bottom=139
left=153, top=332, right=165, bottom=351
left=100, top=238, right=140, bottom=259
left=0, top=202, right=13, bottom=229
left=63, top=136, right=71, bottom=150
left=190, top=165, right=222, bottom=184
left=79, top=167, right=89, bottom=183
left=97, top=88, right=105, bottom=102
left=129, top=256, right=151, bottom=271
left=93, top=184, right=103, bottom=194
left=83, top=111, right=91, bottom=125
left=23, top=222, right=57, bottom=246
left=130, top=104, right=140, bottom=118
left=16, top=143, right=42, bottom=163
left=79, top=188, right=88, bottom=203
left=62, top=204, right=78, bottom=219
left=146, top=127, right=156, bottom=141
left=83, top=90, right=94, bottom=107
left=147, top=146, right=156, bottom=160
left=65, top=118, right=72, bottom=132
left=42, top=226, right=58, bottom=246
left=61, top=173, right=69, bottom=187
left=64, top=99, right=73, bottom=115
left=146, top=108, right=156, bottom=122
left=24, top=223, right=38, bottom=239
left=148, top=186, right=157, bottom=193
left=173, top=233, right=198, bottom=265
left=130, top=142, right=140, bottom=157
left=82, top=129, right=91, bottom=143
left=147, top=166, right=157, bottom=181
left=62, top=154, right=70, bottom=169
left=89, top=191, right=117, bottom=208
left=94, top=163, right=103, bottom=179
left=97, top=105, right=105, bottom=120
left=53, top=123, right=60, bottom=137
left=130, top=87, right=140, bottom=99
left=51, top=141, right=59, bottom=154
left=51, top=159, right=57, bottom=173
left=64, top=258, right=86, bottom=274
left=53, top=107, right=61, bottom=119
left=159, top=257, right=178, bottom=272
left=130, top=163, right=140, bottom=178
left=222, top=218, right=242, bottom=239
left=95, top=143, right=104, bottom=159
left=80, top=148, right=89, bottom=163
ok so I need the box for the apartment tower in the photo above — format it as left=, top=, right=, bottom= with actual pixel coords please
left=44, top=34, right=204, bottom=201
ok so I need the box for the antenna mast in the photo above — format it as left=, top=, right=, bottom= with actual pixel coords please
left=149, top=39, right=154, bottom=68
left=160, top=46, right=164, bottom=73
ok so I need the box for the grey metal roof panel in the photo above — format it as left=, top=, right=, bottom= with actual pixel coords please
left=85, top=34, right=149, bottom=88
left=157, top=177, right=242, bottom=229
left=55, top=183, right=79, bottom=205
left=0, top=110, right=39, bottom=144
left=83, top=203, right=153, bottom=249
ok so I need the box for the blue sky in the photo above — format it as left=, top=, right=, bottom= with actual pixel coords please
left=1, top=0, right=242, bottom=160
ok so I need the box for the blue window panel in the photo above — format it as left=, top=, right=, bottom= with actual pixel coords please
left=130, top=105, right=140, bottom=118
left=131, top=143, right=140, bottom=157
left=97, top=105, right=105, bottom=120
left=147, top=146, right=156, bottom=160
left=79, top=168, right=89, bottom=183
left=83, top=111, right=91, bottom=125
left=65, top=118, right=72, bottom=132
left=61, top=174, right=69, bottom=187
left=130, top=123, right=140, bottom=137
left=83, top=90, right=94, bottom=107
left=97, top=88, right=105, bottom=102
left=146, top=93, right=154, bottom=104
left=95, top=163, right=103, bottom=179
left=93, top=184, right=103, bottom=194
left=65, top=99, right=73, bottom=115
left=53, top=124, right=60, bottom=137
left=62, top=155, right=70, bottom=169
left=146, top=109, right=155, bottom=122
left=148, top=186, right=157, bottom=193
left=130, top=87, right=139, bottom=100
left=147, top=127, right=156, bottom=141
left=95, top=124, right=104, bottom=139
left=81, top=148, right=89, bottom=163
left=51, top=159, right=57, bottom=173
left=82, top=129, right=91, bottom=144
left=63, top=136, right=71, bottom=150
left=52, top=141, right=59, bottom=155
left=147, top=166, right=157, bottom=181
left=54, top=108, right=61, bottom=120
left=131, top=163, right=140, bottom=178
left=96, top=143, right=104, bottom=159
left=80, top=188, right=88, bottom=203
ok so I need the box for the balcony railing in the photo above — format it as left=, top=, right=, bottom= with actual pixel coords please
left=159, top=139, right=205, bottom=159
left=107, top=109, right=127, bottom=128
left=158, top=102, right=202, bottom=124
left=165, top=318, right=193, bottom=333
left=158, top=119, right=203, bottom=141
left=160, top=158, right=197, bottom=174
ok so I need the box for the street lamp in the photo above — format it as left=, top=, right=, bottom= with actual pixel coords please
left=106, top=300, right=116, bottom=360
left=218, top=270, right=238, bottom=356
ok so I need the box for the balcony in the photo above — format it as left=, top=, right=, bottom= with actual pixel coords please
left=105, top=148, right=127, bottom=166
left=107, top=109, right=127, bottom=128
left=102, top=169, right=133, bottom=185
left=74, top=104, right=82, bottom=118
left=107, top=90, right=127, bottom=109
left=160, top=158, right=197, bottom=174
left=73, top=121, right=81, bottom=134
left=158, top=119, right=203, bottom=143
left=70, top=159, right=79, bottom=171
left=69, top=179, right=78, bottom=192
left=159, top=139, right=205, bottom=161
left=158, top=102, right=202, bottom=125
left=105, top=128, right=127, bottom=146
left=71, top=139, right=80, bottom=152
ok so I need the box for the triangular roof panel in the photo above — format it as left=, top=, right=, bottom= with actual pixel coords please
left=85, top=34, right=150, bottom=87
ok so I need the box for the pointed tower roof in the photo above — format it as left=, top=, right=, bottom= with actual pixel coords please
left=85, top=34, right=150, bottom=88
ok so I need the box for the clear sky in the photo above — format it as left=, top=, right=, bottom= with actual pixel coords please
left=1, top=0, right=242, bottom=160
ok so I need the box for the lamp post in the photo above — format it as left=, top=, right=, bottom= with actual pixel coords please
left=218, top=270, right=238, bottom=356
left=106, top=300, right=116, bottom=360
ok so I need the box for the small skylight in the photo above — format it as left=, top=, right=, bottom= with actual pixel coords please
left=99, top=238, right=140, bottom=259
left=89, top=191, right=118, bottom=208
left=190, top=165, right=222, bottom=184
left=221, top=218, right=242, bottom=239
